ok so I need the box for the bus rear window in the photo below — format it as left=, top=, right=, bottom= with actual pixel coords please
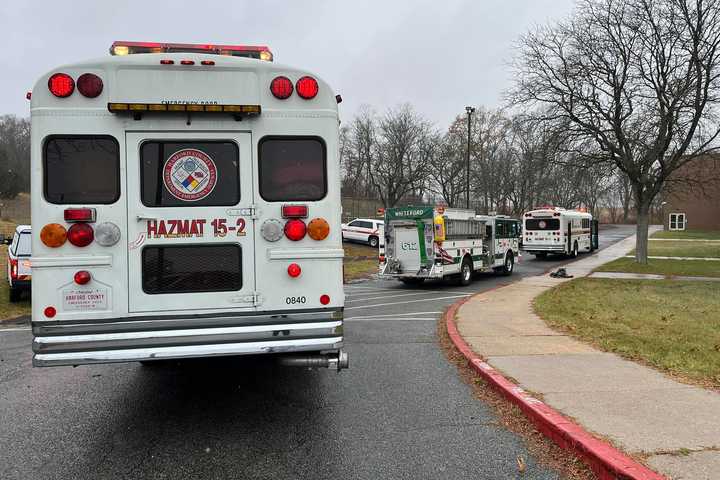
left=525, top=218, right=560, bottom=230
left=259, top=137, right=326, bottom=201
left=141, top=141, right=240, bottom=207
left=44, top=137, right=120, bottom=204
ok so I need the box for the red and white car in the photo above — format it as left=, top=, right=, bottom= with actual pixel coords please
left=341, top=218, right=383, bottom=248
left=6, top=225, right=32, bottom=302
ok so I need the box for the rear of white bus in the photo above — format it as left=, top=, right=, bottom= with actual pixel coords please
left=522, top=209, right=566, bottom=255
left=29, top=51, right=346, bottom=369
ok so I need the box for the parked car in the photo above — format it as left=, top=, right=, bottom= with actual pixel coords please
left=341, top=218, right=383, bottom=247
left=5, top=225, right=32, bottom=302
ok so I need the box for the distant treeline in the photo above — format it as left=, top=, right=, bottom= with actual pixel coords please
left=0, top=115, right=30, bottom=199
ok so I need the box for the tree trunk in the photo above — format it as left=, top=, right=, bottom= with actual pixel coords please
left=635, top=202, right=651, bottom=264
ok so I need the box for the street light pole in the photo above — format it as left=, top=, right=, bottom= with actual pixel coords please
left=465, top=106, right=475, bottom=210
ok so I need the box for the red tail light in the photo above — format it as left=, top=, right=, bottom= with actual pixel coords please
left=9, top=258, right=18, bottom=280
left=270, top=76, right=293, bottom=99
left=160, top=59, right=174, bottom=65
left=180, top=60, right=195, bottom=65
left=281, top=204, right=308, bottom=218
left=48, top=73, right=74, bottom=98
left=201, top=60, right=215, bottom=66
left=77, top=73, right=103, bottom=98
left=287, top=263, right=302, bottom=278
left=74, top=270, right=92, bottom=285
left=296, top=76, right=318, bottom=99
left=67, top=223, right=94, bottom=247
left=44, top=306, right=57, bottom=318
left=64, top=208, right=96, bottom=223
left=320, top=294, right=330, bottom=305
left=284, top=219, right=306, bottom=241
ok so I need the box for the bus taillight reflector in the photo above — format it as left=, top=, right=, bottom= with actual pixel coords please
left=44, top=306, right=57, bottom=318
left=284, top=219, right=306, bottom=241
left=270, top=76, right=293, bottom=99
left=74, top=271, right=91, bottom=285
left=40, top=223, right=67, bottom=248
left=48, top=73, right=75, bottom=98
left=67, top=223, right=94, bottom=247
left=287, top=263, right=302, bottom=278
left=307, top=218, right=330, bottom=241
left=282, top=204, right=308, bottom=218
left=77, top=74, right=103, bottom=98
left=296, top=76, right=318, bottom=99
left=320, top=295, right=330, bottom=305
left=64, top=208, right=96, bottom=223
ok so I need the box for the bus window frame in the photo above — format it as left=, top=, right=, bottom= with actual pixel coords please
left=257, top=135, right=328, bottom=202
left=43, top=135, right=121, bottom=205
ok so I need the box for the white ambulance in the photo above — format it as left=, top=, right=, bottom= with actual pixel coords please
left=522, top=207, right=597, bottom=258
left=379, top=206, right=520, bottom=285
left=29, top=41, right=347, bottom=369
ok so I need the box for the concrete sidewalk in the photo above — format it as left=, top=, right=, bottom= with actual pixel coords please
left=455, top=229, right=720, bottom=479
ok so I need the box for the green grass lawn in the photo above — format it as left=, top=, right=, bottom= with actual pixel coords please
left=343, top=242, right=377, bottom=258
left=633, top=240, right=720, bottom=258
left=343, top=242, right=378, bottom=281
left=596, top=257, right=720, bottom=277
left=0, top=245, right=31, bottom=321
left=535, top=278, right=720, bottom=388
left=652, top=229, right=720, bottom=240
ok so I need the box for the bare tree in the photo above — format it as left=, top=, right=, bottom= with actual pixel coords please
left=426, top=125, right=467, bottom=207
left=368, top=104, right=436, bottom=207
left=510, top=0, right=720, bottom=263
left=0, top=115, right=30, bottom=198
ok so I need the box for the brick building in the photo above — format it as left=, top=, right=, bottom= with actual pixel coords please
left=662, top=155, right=720, bottom=231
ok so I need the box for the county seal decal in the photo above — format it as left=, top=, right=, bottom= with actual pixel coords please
left=163, top=149, right=217, bottom=201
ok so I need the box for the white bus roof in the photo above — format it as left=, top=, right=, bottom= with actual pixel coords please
left=30, top=53, right=338, bottom=115
left=524, top=207, right=592, bottom=218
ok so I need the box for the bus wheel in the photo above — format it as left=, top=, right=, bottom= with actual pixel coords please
left=9, top=287, right=21, bottom=303
left=457, top=257, right=473, bottom=286
left=502, top=253, right=514, bottom=276
left=368, top=236, right=379, bottom=248
left=571, top=242, right=579, bottom=258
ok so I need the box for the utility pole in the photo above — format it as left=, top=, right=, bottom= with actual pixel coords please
left=465, top=106, right=475, bottom=210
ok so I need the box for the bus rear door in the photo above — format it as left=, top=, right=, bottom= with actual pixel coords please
left=125, top=132, right=257, bottom=313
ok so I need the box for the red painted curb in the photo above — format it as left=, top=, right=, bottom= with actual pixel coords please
left=444, top=291, right=666, bottom=480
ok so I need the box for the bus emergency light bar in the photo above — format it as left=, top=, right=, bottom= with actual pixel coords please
left=107, top=103, right=261, bottom=116
left=110, top=41, right=273, bottom=61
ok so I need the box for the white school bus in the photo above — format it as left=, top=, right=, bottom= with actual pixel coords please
left=522, top=206, right=597, bottom=258
left=29, top=41, right=347, bottom=369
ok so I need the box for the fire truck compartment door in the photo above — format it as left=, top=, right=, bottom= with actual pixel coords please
left=394, top=226, right=422, bottom=273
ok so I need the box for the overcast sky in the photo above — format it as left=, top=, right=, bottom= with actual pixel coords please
left=1, top=0, right=575, bottom=129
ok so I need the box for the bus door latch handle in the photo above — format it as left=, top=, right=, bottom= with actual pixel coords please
left=136, top=214, right=157, bottom=222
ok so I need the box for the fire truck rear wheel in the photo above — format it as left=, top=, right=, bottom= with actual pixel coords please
left=368, top=236, right=379, bottom=248
left=8, top=287, right=21, bottom=303
left=502, top=252, right=514, bottom=276
left=457, top=257, right=473, bottom=286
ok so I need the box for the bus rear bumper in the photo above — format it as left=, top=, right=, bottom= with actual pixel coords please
left=32, top=310, right=346, bottom=368
left=523, top=245, right=566, bottom=253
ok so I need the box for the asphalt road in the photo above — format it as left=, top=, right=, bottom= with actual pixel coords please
left=0, top=225, right=635, bottom=480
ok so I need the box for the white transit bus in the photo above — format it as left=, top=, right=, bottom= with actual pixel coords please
left=379, top=206, right=520, bottom=285
left=29, top=41, right=347, bottom=369
left=522, top=206, right=597, bottom=258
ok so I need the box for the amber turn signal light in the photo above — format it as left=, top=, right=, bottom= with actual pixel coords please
left=40, top=223, right=67, bottom=248
left=307, top=218, right=330, bottom=241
